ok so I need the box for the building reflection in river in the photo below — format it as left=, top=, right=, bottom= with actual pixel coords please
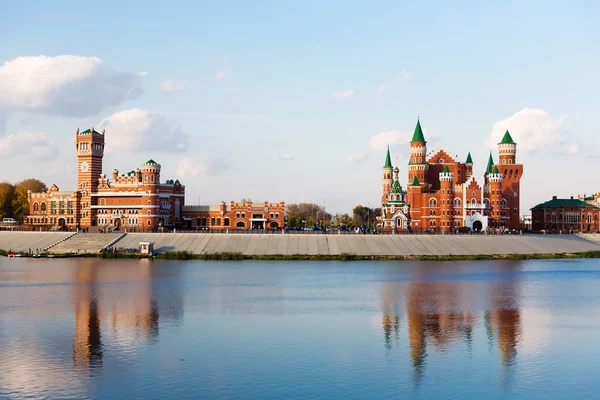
left=381, top=263, right=522, bottom=380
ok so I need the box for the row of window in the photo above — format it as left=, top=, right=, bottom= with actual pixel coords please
left=428, top=198, right=510, bottom=208
left=143, top=174, right=158, bottom=184
left=548, top=213, right=595, bottom=223
left=28, top=217, right=76, bottom=224
left=32, top=202, right=74, bottom=215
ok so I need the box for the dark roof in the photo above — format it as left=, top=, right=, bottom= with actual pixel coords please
left=499, top=130, right=516, bottom=145
left=411, top=119, right=426, bottom=143
left=465, top=152, right=473, bottom=164
left=384, top=147, right=392, bottom=168
left=531, top=198, right=600, bottom=210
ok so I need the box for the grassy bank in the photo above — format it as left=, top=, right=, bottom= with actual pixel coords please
left=6, top=249, right=600, bottom=261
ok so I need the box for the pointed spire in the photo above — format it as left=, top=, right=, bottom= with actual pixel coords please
left=442, top=166, right=450, bottom=173
left=384, top=146, right=392, bottom=168
left=499, top=130, right=516, bottom=145
left=465, top=152, right=473, bottom=164
left=411, top=175, right=420, bottom=186
left=492, top=166, right=500, bottom=174
left=411, top=119, right=426, bottom=143
left=485, top=152, right=494, bottom=175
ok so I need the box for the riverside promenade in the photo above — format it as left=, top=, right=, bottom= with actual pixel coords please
left=2, top=231, right=600, bottom=256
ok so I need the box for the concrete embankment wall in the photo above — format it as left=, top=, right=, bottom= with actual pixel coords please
left=2, top=232, right=600, bottom=256
left=115, top=233, right=600, bottom=256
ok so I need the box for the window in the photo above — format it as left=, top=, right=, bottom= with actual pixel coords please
left=51, top=202, right=56, bottom=214
left=144, top=175, right=148, bottom=183
left=502, top=159, right=506, bottom=164
left=59, top=201, right=65, bottom=214
left=429, top=198, right=437, bottom=207
left=147, top=200, right=151, bottom=205
left=217, top=218, right=221, bottom=226
left=211, top=217, right=216, bottom=226
left=68, top=201, right=73, bottom=214
left=224, top=218, right=230, bottom=226
left=419, top=157, right=422, bottom=163
left=471, top=198, right=476, bottom=205
left=270, top=213, right=274, bottom=218
left=242, top=212, right=246, bottom=218
left=150, top=174, right=155, bottom=183
left=147, top=210, right=151, bottom=215
left=514, top=208, right=518, bottom=215
left=275, top=213, right=279, bottom=218
left=41, top=202, right=46, bottom=214
left=484, top=199, right=490, bottom=207
left=236, top=212, right=240, bottom=218
left=33, top=202, right=39, bottom=214
left=472, top=191, right=475, bottom=196
left=439, top=159, right=444, bottom=163
left=100, top=198, right=106, bottom=206
left=147, top=220, right=151, bottom=226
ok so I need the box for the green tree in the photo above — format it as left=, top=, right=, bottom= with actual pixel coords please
left=285, top=203, right=331, bottom=227
left=352, top=205, right=381, bottom=229
left=12, top=179, right=47, bottom=221
left=0, top=182, right=15, bottom=218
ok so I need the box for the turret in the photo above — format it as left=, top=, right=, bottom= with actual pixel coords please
left=498, top=131, right=516, bottom=165
left=407, top=119, right=428, bottom=186
left=488, top=166, right=503, bottom=228
left=382, top=146, right=393, bottom=204
left=407, top=175, right=422, bottom=231
left=439, top=166, right=454, bottom=232
left=465, top=152, right=473, bottom=179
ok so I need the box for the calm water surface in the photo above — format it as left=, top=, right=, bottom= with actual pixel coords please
left=1, top=258, right=599, bottom=399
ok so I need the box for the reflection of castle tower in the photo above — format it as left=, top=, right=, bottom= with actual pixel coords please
left=381, top=279, right=402, bottom=351
left=73, top=263, right=103, bottom=369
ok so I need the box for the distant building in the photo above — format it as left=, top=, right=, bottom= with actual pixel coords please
left=182, top=201, right=285, bottom=230
left=24, top=128, right=185, bottom=230
left=578, top=192, right=600, bottom=208
left=520, top=215, right=532, bottom=230
left=379, top=119, right=523, bottom=232
left=530, top=196, right=600, bottom=233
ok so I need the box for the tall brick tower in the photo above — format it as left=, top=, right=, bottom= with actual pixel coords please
left=488, top=166, right=503, bottom=228
left=140, top=160, right=161, bottom=228
left=465, top=152, right=473, bottom=180
left=407, top=119, right=427, bottom=187
left=382, top=147, right=393, bottom=204
left=76, top=127, right=105, bottom=227
left=497, top=131, right=523, bottom=229
left=439, top=166, right=454, bottom=232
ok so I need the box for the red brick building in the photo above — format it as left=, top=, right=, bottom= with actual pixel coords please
left=182, top=201, right=285, bottom=230
left=379, top=119, right=523, bottom=232
left=531, top=196, right=600, bottom=233
left=25, top=128, right=185, bottom=230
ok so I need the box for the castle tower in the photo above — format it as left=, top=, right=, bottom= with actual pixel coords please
left=488, top=166, right=503, bottom=228
left=407, top=119, right=428, bottom=186
left=382, top=147, right=393, bottom=204
left=407, top=175, right=422, bottom=231
left=498, top=131, right=516, bottom=165
left=140, top=160, right=161, bottom=228
left=76, top=127, right=105, bottom=227
left=439, top=166, right=454, bottom=232
left=465, top=152, right=473, bottom=180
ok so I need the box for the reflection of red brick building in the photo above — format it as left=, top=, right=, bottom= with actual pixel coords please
left=24, top=127, right=185, bottom=230
left=182, top=201, right=285, bottom=230
left=531, top=196, right=600, bottom=233
left=380, top=119, right=523, bottom=232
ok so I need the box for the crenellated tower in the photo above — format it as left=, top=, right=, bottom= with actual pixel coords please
left=488, top=166, right=503, bottom=228
left=497, top=131, right=523, bottom=229
left=382, top=146, right=393, bottom=204
left=76, top=127, right=105, bottom=227
left=140, top=160, right=161, bottom=228
left=439, top=166, right=454, bottom=232
left=407, top=119, right=428, bottom=187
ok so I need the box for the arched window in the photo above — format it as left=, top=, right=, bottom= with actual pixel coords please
left=236, top=221, right=245, bottom=228
left=471, top=198, right=476, bottom=205
left=147, top=210, right=151, bottom=215
left=33, top=202, right=39, bottom=214
left=147, top=220, right=151, bottom=226
left=509, top=169, right=513, bottom=177
left=275, top=213, right=279, bottom=218
left=501, top=199, right=508, bottom=208
left=150, top=174, right=155, bottom=183
left=484, top=198, right=490, bottom=207
left=236, top=212, right=240, bottom=218
left=100, top=198, right=106, bottom=206
left=453, top=198, right=461, bottom=207
left=242, top=212, right=246, bottom=218
left=147, top=200, right=151, bottom=205
left=41, top=202, right=46, bottom=213
left=144, top=175, right=148, bottom=183
left=429, top=198, right=437, bottom=207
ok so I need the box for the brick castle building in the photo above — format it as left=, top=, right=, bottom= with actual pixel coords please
left=24, top=127, right=284, bottom=231
left=379, top=119, right=523, bottom=232
left=531, top=196, right=600, bottom=233
left=25, top=128, right=185, bottom=230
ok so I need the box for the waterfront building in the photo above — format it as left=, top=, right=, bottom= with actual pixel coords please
left=530, top=196, right=600, bottom=233
left=379, top=119, right=523, bottom=232
left=578, top=192, right=600, bottom=208
left=24, top=128, right=185, bottom=230
left=182, top=200, right=285, bottom=230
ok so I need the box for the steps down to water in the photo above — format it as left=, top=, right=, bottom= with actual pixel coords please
left=49, top=233, right=123, bottom=254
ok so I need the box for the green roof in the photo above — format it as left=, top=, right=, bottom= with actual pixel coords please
left=79, top=128, right=103, bottom=136
left=465, top=152, right=473, bottom=164
left=411, top=175, right=420, bottom=186
left=442, top=166, right=450, bottom=173
left=145, top=159, right=159, bottom=165
left=384, top=146, right=392, bottom=168
left=392, top=179, right=401, bottom=189
left=411, top=119, right=426, bottom=143
left=492, top=166, right=500, bottom=174
left=485, top=152, right=494, bottom=174
left=532, top=198, right=600, bottom=210
left=499, top=130, right=516, bottom=145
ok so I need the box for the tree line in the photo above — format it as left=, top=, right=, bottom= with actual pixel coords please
left=285, top=203, right=381, bottom=229
left=0, top=179, right=47, bottom=221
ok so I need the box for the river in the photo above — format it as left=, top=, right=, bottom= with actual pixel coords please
left=1, top=258, right=599, bottom=399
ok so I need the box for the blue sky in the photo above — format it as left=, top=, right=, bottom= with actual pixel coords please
left=1, top=1, right=599, bottom=213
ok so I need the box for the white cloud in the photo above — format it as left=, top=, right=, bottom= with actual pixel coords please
left=137, top=71, right=148, bottom=77
left=330, top=90, right=354, bottom=100
left=99, top=108, right=189, bottom=153
left=281, top=153, right=294, bottom=161
left=160, top=79, right=184, bottom=93
left=369, top=130, right=412, bottom=151
left=347, top=152, right=369, bottom=164
left=378, top=84, right=386, bottom=94
left=176, top=155, right=229, bottom=178
left=486, top=108, right=573, bottom=154
left=215, top=71, right=226, bottom=80
left=397, top=69, right=412, bottom=83
left=0, top=131, right=58, bottom=160
left=0, top=55, right=144, bottom=117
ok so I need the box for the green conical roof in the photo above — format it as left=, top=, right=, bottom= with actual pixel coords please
left=442, top=166, right=450, bottom=173
left=465, top=152, right=473, bottom=164
left=499, top=130, right=516, bottom=145
left=485, top=152, right=494, bottom=174
left=411, top=119, right=426, bottom=143
left=492, top=166, right=500, bottom=174
left=145, top=159, right=159, bottom=165
left=392, top=179, right=401, bottom=189
left=384, top=146, right=392, bottom=168
left=411, top=175, right=420, bottom=186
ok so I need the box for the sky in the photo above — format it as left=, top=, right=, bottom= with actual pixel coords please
left=1, top=0, right=599, bottom=214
